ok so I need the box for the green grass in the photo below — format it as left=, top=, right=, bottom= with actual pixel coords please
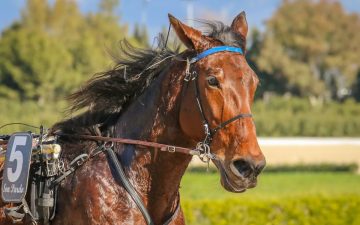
left=180, top=171, right=360, bottom=200
left=180, top=171, right=360, bottom=225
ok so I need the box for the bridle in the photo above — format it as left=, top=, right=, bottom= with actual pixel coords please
left=183, top=46, right=253, bottom=163
left=55, top=46, right=252, bottom=163
left=52, top=45, right=254, bottom=225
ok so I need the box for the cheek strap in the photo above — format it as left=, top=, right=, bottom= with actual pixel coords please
left=182, top=45, right=250, bottom=166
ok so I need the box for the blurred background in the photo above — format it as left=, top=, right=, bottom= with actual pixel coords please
left=0, top=0, right=359, bottom=224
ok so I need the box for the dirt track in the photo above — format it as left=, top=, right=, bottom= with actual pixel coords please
left=258, top=138, right=360, bottom=165
left=190, top=138, right=360, bottom=172
left=262, top=145, right=360, bottom=164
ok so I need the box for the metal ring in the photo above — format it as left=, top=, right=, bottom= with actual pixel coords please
left=196, top=142, right=211, bottom=163
left=104, top=141, right=114, bottom=149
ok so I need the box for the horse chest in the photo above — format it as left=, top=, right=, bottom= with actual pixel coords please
left=51, top=157, right=147, bottom=225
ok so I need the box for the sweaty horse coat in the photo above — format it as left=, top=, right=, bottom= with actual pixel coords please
left=0, top=12, right=265, bottom=225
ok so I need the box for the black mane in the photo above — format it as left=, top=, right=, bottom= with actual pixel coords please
left=68, top=36, right=180, bottom=115
left=53, top=21, right=243, bottom=133
left=53, top=35, right=180, bottom=133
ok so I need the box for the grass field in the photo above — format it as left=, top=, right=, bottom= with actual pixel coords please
left=180, top=171, right=360, bottom=225
left=180, top=171, right=360, bottom=200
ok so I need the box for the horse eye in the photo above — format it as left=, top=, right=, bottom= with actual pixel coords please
left=207, top=76, right=220, bottom=87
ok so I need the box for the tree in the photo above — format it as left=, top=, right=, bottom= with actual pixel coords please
left=247, top=28, right=287, bottom=99
left=21, top=0, right=49, bottom=29
left=0, top=0, right=133, bottom=104
left=353, top=72, right=360, bottom=101
left=99, top=0, right=119, bottom=16
left=255, top=0, right=360, bottom=100
left=0, top=27, right=73, bottom=103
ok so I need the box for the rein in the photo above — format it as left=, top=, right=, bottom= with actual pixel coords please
left=57, top=133, right=210, bottom=158
left=54, top=133, right=186, bottom=225
left=54, top=45, right=250, bottom=225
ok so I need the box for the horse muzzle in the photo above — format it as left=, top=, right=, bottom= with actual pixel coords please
left=213, top=157, right=266, bottom=193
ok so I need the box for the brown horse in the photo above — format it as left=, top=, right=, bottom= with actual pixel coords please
left=0, top=12, right=265, bottom=225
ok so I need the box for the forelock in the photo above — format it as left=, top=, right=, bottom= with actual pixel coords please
left=200, top=20, right=246, bottom=50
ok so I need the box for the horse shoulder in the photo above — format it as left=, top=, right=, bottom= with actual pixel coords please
left=53, top=154, right=145, bottom=225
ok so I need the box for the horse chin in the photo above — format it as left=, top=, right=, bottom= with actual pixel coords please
left=220, top=177, right=247, bottom=193
left=213, top=160, right=250, bottom=193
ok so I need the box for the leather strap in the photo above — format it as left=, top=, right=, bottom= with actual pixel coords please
left=190, top=67, right=253, bottom=145
left=190, top=46, right=243, bottom=63
left=163, top=193, right=181, bottom=225
left=184, top=45, right=253, bottom=146
left=104, top=146, right=154, bottom=225
left=57, top=133, right=201, bottom=156
left=211, top=113, right=253, bottom=134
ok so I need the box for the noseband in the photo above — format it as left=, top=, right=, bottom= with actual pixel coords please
left=184, top=46, right=253, bottom=162
left=46, top=46, right=254, bottom=225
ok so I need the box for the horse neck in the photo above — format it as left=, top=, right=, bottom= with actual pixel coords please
left=114, top=60, right=193, bottom=223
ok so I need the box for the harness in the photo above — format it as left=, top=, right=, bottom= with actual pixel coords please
left=1, top=45, right=252, bottom=225
left=70, top=45, right=252, bottom=225
left=0, top=129, right=63, bottom=225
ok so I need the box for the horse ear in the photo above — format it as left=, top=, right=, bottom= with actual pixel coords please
left=168, top=14, right=209, bottom=52
left=231, top=11, right=248, bottom=39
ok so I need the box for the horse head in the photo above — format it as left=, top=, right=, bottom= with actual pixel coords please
left=170, top=12, right=266, bottom=193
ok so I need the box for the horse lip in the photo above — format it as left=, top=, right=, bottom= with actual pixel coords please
left=228, top=163, right=259, bottom=189
left=213, top=160, right=247, bottom=193
left=221, top=171, right=247, bottom=193
left=247, top=180, right=258, bottom=189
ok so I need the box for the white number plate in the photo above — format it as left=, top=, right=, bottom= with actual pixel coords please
left=1, top=133, right=33, bottom=202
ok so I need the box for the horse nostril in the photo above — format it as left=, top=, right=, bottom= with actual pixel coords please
left=255, top=160, right=266, bottom=176
left=232, top=159, right=254, bottom=178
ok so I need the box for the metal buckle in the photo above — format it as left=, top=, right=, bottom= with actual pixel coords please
left=167, top=146, right=176, bottom=153
left=69, top=154, right=89, bottom=167
left=184, top=73, right=191, bottom=82
left=184, top=59, right=191, bottom=82
left=184, top=59, right=197, bottom=82
left=204, top=124, right=211, bottom=137
left=76, top=156, right=87, bottom=166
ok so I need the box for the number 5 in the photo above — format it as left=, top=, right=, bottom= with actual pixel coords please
left=7, top=136, right=25, bottom=182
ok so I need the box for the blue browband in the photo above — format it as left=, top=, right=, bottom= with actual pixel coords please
left=190, top=46, right=244, bottom=64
